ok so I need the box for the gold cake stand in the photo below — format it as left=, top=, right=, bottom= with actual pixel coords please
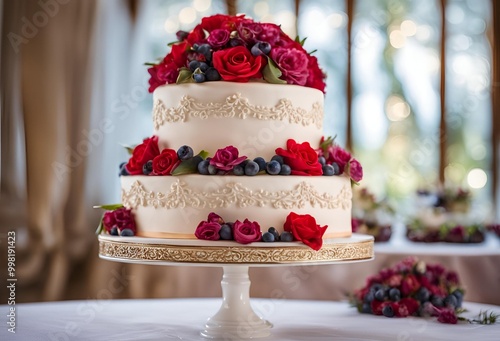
left=98, top=234, right=374, bottom=339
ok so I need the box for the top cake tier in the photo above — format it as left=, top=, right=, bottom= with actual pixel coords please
left=152, top=82, right=324, bottom=159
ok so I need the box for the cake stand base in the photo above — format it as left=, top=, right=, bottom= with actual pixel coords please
left=201, top=266, right=272, bottom=339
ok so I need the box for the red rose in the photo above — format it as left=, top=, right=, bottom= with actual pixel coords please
left=284, top=212, right=327, bottom=251
left=398, top=298, right=419, bottom=316
left=349, top=158, right=363, bottom=182
left=233, top=219, right=262, bottom=244
left=305, top=55, right=326, bottom=93
left=370, top=300, right=388, bottom=316
left=103, top=211, right=117, bottom=233
left=186, top=25, right=206, bottom=46
left=195, top=221, right=221, bottom=241
left=170, top=41, right=189, bottom=67
left=152, top=149, right=180, bottom=175
left=400, top=274, right=421, bottom=296
left=125, top=136, right=160, bottom=175
left=212, top=46, right=265, bottom=82
left=275, top=139, right=323, bottom=176
left=200, top=14, right=246, bottom=32
left=210, top=145, right=247, bottom=171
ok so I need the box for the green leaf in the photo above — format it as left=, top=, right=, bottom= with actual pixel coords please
left=263, top=57, right=286, bottom=84
left=144, top=62, right=157, bottom=66
left=176, top=67, right=194, bottom=84
left=294, top=36, right=307, bottom=46
left=167, top=40, right=179, bottom=46
left=95, top=219, right=104, bottom=235
left=93, top=203, right=123, bottom=211
left=309, top=49, right=317, bottom=54
left=121, top=144, right=135, bottom=155
left=172, top=150, right=209, bottom=175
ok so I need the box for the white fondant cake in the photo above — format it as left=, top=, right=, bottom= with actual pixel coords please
left=99, top=14, right=364, bottom=249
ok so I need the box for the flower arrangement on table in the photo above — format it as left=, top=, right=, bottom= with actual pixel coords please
left=117, top=135, right=363, bottom=182
left=351, top=188, right=394, bottom=242
left=147, top=14, right=326, bottom=93
left=350, top=257, right=498, bottom=324
left=405, top=188, right=486, bottom=243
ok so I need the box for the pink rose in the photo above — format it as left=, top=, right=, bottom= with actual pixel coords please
left=270, top=47, right=309, bottom=86
left=195, top=221, right=221, bottom=241
left=401, top=274, right=421, bottom=296
left=397, top=298, right=419, bottom=317
left=437, top=308, right=458, bottom=324
left=208, top=212, right=225, bottom=224
left=349, top=158, right=363, bottom=182
left=207, top=29, right=230, bottom=48
left=210, top=146, right=247, bottom=171
left=233, top=219, right=262, bottom=244
left=328, top=145, right=351, bottom=173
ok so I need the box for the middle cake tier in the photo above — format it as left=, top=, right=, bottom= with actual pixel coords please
left=121, top=174, right=353, bottom=239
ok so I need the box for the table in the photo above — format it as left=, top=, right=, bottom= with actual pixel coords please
left=2, top=299, right=498, bottom=340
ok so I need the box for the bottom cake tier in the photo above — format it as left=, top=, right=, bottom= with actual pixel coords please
left=120, top=174, right=353, bottom=240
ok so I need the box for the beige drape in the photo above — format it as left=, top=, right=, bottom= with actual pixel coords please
left=1, top=0, right=98, bottom=301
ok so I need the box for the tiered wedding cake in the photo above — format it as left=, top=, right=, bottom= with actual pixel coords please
left=97, top=14, right=363, bottom=251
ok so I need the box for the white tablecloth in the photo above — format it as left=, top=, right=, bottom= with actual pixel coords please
left=2, top=299, right=499, bottom=340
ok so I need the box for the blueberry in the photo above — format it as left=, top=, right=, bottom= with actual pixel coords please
left=331, top=162, right=340, bottom=175
left=279, top=164, right=291, bottom=175
left=229, top=38, right=244, bottom=47
left=199, top=62, right=209, bottom=72
left=188, top=60, right=200, bottom=72
left=142, top=160, right=153, bottom=175
left=364, top=290, right=375, bottom=303
left=266, top=160, right=281, bottom=175
left=197, top=44, right=211, bottom=58
left=257, top=41, right=271, bottom=54
left=382, top=304, right=395, bottom=317
left=431, top=295, right=444, bottom=307
left=322, top=164, right=335, bottom=176
left=192, top=43, right=199, bottom=51
left=253, top=157, right=267, bottom=171
left=110, top=226, right=119, bottom=236
left=244, top=161, right=259, bottom=176
left=205, top=67, right=221, bottom=81
left=219, top=224, right=233, bottom=240
left=444, top=294, right=458, bottom=308
left=370, top=283, right=383, bottom=293
left=119, top=161, right=126, bottom=171
left=374, top=288, right=387, bottom=301
left=208, top=164, right=218, bottom=175
left=318, top=156, right=326, bottom=166
left=388, top=288, right=401, bottom=302
left=251, top=41, right=271, bottom=56
left=233, top=164, right=245, bottom=176
left=268, top=227, right=280, bottom=241
left=262, top=232, right=275, bottom=242
left=193, top=73, right=206, bottom=83
left=415, top=287, right=430, bottom=303
left=451, top=290, right=463, bottom=307
left=177, top=145, right=194, bottom=160
left=192, top=155, right=203, bottom=167
left=251, top=44, right=264, bottom=56
left=120, top=228, right=134, bottom=236
left=361, top=302, right=372, bottom=314
left=280, top=231, right=293, bottom=242
left=119, top=163, right=130, bottom=176
left=197, top=160, right=210, bottom=175
left=271, top=155, right=284, bottom=165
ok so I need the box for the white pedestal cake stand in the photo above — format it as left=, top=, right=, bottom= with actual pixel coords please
left=98, top=234, right=374, bottom=339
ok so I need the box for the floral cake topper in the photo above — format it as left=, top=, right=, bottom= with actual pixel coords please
left=147, top=14, right=326, bottom=93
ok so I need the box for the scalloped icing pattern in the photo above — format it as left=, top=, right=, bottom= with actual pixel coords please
left=152, top=93, right=323, bottom=130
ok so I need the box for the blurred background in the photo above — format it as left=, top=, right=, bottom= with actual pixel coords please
left=1, top=0, right=499, bottom=304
